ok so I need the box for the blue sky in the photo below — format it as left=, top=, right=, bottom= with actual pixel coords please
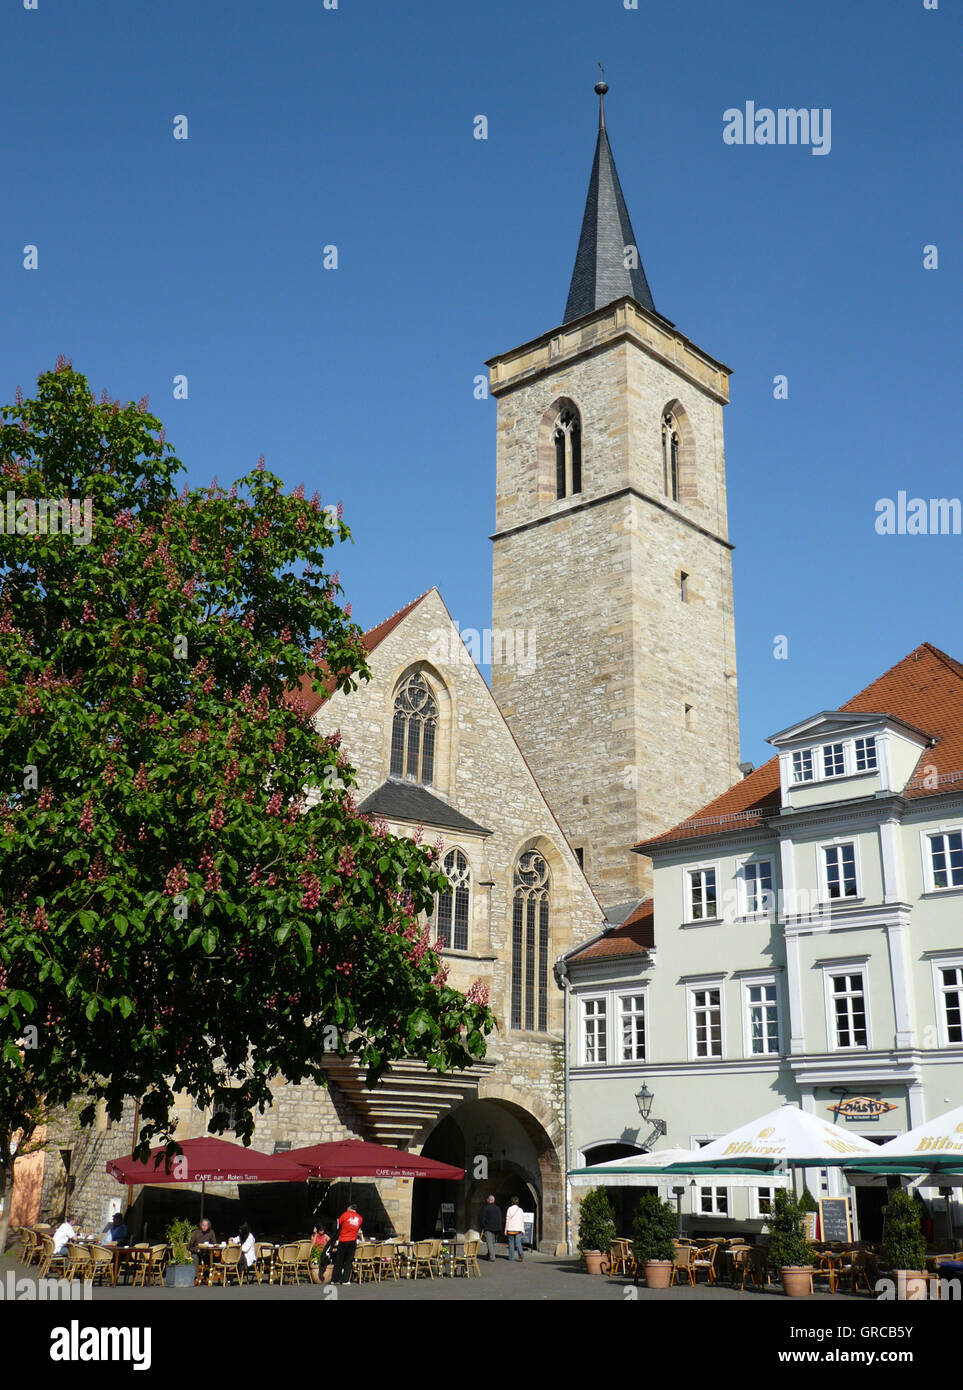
left=3, top=0, right=960, bottom=766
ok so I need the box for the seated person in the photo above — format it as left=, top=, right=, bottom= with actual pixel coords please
left=102, top=1212, right=129, bottom=1245
left=188, top=1217, right=217, bottom=1254
left=53, top=1217, right=78, bottom=1255
left=237, top=1223, right=256, bottom=1272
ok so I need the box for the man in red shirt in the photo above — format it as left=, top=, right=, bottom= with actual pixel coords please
left=333, top=1204, right=363, bottom=1284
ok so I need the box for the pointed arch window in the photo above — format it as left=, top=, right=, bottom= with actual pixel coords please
left=662, top=411, right=680, bottom=501
left=553, top=408, right=582, bottom=500
left=511, top=851, right=551, bottom=1032
left=389, top=673, right=437, bottom=785
left=435, top=848, right=471, bottom=952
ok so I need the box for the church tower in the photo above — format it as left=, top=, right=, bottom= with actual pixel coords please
left=488, top=80, right=741, bottom=915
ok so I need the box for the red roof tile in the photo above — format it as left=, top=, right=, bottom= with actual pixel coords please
left=638, top=642, right=963, bottom=850
left=568, top=899, right=654, bottom=960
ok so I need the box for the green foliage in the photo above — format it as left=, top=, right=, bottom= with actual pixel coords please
left=633, top=1192, right=676, bottom=1264
left=765, top=1189, right=816, bottom=1269
left=798, top=1186, right=818, bottom=1213
left=881, top=1189, right=927, bottom=1272
left=166, top=1218, right=195, bottom=1265
left=577, top=1187, right=616, bottom=1255
left=0, top=363, right=495, bottom=1168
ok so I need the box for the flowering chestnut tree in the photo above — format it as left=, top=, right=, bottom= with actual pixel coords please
left=0, top=362, right=493, bottom=1239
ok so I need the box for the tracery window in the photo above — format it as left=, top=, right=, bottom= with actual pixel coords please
left=389, top=673, right=437, bottom=785
left=553, top=408, right=582, bottom=499
left=511, top=851, right=550, bottom=1032
left=435, top=848, right=471, bottom=952
left=662, top=411, right=680, bottom=501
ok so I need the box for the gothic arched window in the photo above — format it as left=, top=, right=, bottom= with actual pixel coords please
left=389, top=672, right=437, bottom=785
left=662, top=411, right=680, bottom=501
left=511, top=851, right=551, bottom=1032
left=553, top=408, right=582, bottom=500
left=435, top=848, right=471, bottom=951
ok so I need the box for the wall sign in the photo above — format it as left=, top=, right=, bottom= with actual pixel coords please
left=827, top=1097, right=897, bottom=1123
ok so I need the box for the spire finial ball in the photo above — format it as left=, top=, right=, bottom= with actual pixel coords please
left=594, top=80, right=608, bottom=96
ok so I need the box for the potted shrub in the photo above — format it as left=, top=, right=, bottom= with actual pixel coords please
left=765, top=1189, right=816, bottom=1297
left=164, top=1219, right=196, bottom=1287
left=633, top=1193, right=677, bottom=1289
left=309, top=1232, right=334, bottom=1285
left=578, top=1187, right=616, bottom=1275
left=881, top=1189, right=927, bottom=1300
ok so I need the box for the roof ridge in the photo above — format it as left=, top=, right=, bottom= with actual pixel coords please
left=363, top=588, right=436, bottom=645
left=919, top=641, right=963, bottom=683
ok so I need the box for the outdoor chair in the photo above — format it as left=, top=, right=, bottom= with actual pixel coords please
left=408, top=1239, right=435, bottom=1279
left=87, top=1243, right=117, bottom=1287
left=428, top=1237, right=448, bottom=1276
left=691, top=1243, right=718, bottom=1285
left=133, top=1245, right=168, bottom=1288
left=38, top=1234, right=68, bottom=1281
left=670, top=1244, right=696, bottom=1287
left=252, top=1242, right=275, bottom=1285
left=352, top=1243, right=380, bottom=1283
left=377, top=1242, right=399, bottom=1282
left=453, top=1237, right=481, bottom=1278
left=66, top=1243, right=93, bottom=1283
left=295, top=1239, right=313, bottom=1283
left=850, top=1249, right=877, bottom=1295
left=275, top=1243, right=302, bottom=1285
left=217, top=1244, right=244, bottom=1286
left=608, top=1239, right=632, bottom=1277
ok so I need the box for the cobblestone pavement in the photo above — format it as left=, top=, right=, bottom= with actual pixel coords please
left=2, top=1252, right=848, bottom=1302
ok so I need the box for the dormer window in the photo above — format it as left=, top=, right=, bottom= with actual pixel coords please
left=822, top=742, right=845, bottom=778
left=854, top=737, right=878, bottom=772
left=792, top=749, right=814, bottom=784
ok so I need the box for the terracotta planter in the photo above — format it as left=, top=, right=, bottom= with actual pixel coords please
left=309, top=1263, right=320, bottom=1284
left=781, top=1266, right=813, bottom=1298
left=584, top=1250, right=607, bottom=1275
left=895, top=1270, right=927, bottom=1301
left=644, top=1259, right=673, bottom=1289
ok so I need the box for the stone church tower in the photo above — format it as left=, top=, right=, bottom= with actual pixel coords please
left=489, top=82, right=742, bottom=916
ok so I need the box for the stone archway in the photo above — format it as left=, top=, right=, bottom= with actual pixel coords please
left=409, top=1091, right=563, bottom=1250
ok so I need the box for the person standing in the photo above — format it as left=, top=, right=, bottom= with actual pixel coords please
left=505, top=1197, right=525, bottom=1262
left=333, top=1203, right=363, bottom=1285
left=481, top=1195, right=502, bottom=1261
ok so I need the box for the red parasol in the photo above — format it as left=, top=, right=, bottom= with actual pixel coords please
left=285, top=1139, right=464, bottom=1181
left=106, top=1135, right=311, bottom=1186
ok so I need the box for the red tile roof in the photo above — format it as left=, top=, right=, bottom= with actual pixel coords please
left=568, top=899, right=654, bottom=960
left=291, top=590, right=435, bottom=718
left=637, top=642, right=963, bottom=850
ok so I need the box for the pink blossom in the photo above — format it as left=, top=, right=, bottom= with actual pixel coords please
left=79, top=800, right=94, bottom=834
left=265, top=791, right=283, bottom=816
left=164, top=864, right=188, bottom=896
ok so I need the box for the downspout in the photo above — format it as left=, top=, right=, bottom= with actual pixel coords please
left=556, top=957, right=573, bottom=1255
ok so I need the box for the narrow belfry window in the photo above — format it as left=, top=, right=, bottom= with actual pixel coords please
left=553, top=408, right=582, bottom=500
left=511, top=851, right=551, bottom=1031
left=663, top=412, right=680, bottom=502
left=389, top=672, right=438, bottom=785
left=680, top=571, right=689, bottom=602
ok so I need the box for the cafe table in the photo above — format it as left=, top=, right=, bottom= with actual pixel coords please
left=814, top=1248, right=855, bottom=1293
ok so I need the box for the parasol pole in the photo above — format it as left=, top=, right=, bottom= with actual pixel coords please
left=199, top=1182, right=205, bottom=1222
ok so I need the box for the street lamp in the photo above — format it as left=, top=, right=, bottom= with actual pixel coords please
left=634, top=1083, right=667, bottom=1147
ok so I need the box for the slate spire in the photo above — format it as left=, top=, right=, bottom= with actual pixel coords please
left=563, top=78, right=656, bottom=324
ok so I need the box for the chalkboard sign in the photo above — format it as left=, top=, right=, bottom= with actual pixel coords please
left=802, top=1212, right=818, bottom=1242
left=818, top=1197, right=852, bottom=1243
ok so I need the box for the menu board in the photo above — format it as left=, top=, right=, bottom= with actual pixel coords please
left=818, top=1197, right=852, bottom=1243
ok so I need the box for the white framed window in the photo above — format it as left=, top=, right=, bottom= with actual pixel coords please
left=619, top=993, right=647, bottom=1062
left=751, top=1185, right=776, bottom=1219
left=854, top=737, right=878, bottom=772
left=792, top=749, right=814, bottom=784
left=696, top=1185, right=729, bottom=1216
left=744, top=979, right=782, bottom=1056
left=930, top=955, right=963, bottom=1046
left=821, top=841, right=859, bottom=900
left=827, top=970, right=869, bottom=1049
left=740, top=858, right=775, bottom=915
left=688, top=983, right=724, bottom=1059
left=822, top=742, right=846, bottom=778
left=928, top=830, right=963, bottom=891
left=686, top=865, right=718, bottom=921
left=582, top=997, right=607, bottom=1064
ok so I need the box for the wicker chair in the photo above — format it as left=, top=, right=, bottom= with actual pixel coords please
left=216, top=1244, right=244, bottom=1287
left=453, top=1238, right=481, bottom=1278
left=408, top=1239, right=435, bottom=1279
left=670, top=1243, right=696, bottom=1287
left=65, top=1243, right=93, bottom=1283
left=275, top=1242, right=301, bottom=1285
left=354, top=1243, right=382, bottom=1283
left=692, top=1243, right=718, bottom=1285
left=133, top=1244, right=168, bottom=1288
left=252, top=1242, right=275, bottom=1285
left=38, top=1234, right=69, bottom=1281
left=295, top=1238, right=313, bottom=1283
left=88, top=1243, right=117, bottom=1287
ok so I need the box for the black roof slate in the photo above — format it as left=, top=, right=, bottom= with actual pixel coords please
left=359, top=779, right=492, bottom=836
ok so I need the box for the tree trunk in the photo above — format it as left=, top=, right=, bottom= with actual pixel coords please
left=0, top=1160, right=15, bottom=1259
